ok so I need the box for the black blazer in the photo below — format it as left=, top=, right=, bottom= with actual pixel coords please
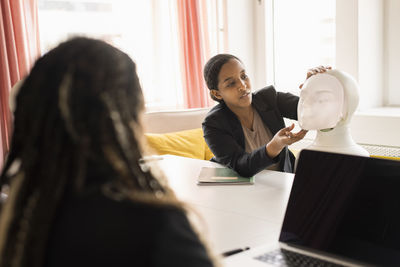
left=44, top=188, right=214, bottom=267
left=202, top=86, right=299, bottom=177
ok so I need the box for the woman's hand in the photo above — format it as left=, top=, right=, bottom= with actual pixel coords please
left=299, top=65, right=332, bottom=89
left=266, top=124, right=307, bottom=158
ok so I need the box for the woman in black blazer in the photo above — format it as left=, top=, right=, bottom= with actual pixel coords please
left=202, top=54, right=328, bottom=177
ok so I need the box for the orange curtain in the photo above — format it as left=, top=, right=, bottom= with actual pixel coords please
left=0, top=0, right=40, bottom=167
left=177, top=0, right=212, bottom=108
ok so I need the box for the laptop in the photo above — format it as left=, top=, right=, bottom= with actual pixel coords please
left=224, top=149, right=400, bottom=267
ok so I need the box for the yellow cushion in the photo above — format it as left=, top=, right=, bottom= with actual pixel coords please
left=145, top=128, right=214, bottom=160
left=370, top=155, right=400, bottom=161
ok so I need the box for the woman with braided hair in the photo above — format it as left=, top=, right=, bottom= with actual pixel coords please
left=0, top=37, right=216, bottom=267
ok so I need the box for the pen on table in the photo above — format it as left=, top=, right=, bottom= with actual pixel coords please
left=222, top=247, right=250, bottom=257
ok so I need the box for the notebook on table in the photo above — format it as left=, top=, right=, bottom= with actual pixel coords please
left=225, top=149, right=400, bottom=267
left=197, top=167, right=254, bottom=185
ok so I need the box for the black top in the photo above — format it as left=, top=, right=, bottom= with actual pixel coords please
left=202, top=86, right=299, bottom=177
left=44, top=188, right=214, bottom=267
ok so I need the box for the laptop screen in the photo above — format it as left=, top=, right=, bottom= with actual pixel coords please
left=279, top=149, right=400, bottom=266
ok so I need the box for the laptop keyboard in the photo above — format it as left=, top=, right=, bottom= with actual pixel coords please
left=254, top=248, right=346, bottom=267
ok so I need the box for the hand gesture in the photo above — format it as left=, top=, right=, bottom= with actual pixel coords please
left=266, top=124, right=307, bottom=158
left=299, top=65, right=332, bottom=89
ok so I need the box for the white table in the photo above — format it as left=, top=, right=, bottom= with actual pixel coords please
left=154, top=155, right=295, bottom=254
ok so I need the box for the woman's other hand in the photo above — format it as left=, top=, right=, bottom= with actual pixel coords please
left=299, top=65, right=332, bottom=89
left=265, top=124, right=307, bottom=158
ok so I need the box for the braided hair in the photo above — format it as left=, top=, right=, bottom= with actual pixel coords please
left=0, top=37, right=180, bottom=267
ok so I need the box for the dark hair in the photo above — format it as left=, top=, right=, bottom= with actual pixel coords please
left=0, top=37, right=178, bottom=266
left=203, top=53, right=241, bottom=102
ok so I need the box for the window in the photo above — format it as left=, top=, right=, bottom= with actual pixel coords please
left=260, top=0, right=400, bottom=149
left=38, top=0, right=223, bottom=110
left=268, top=0, right=400, bottom=109
left=38, top=0, right=184, bottom=110
left=270, top=0, right=335, bottom=95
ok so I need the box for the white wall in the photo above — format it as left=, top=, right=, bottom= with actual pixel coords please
left=336, top=0, right=358, bottom=80
left=385, top=0, right=400, bottom=106
left=225, top=0, right=258, bottom=89
left=351, top=110, right=400, bottom=147
left=253, top=0, right=267, bottom=89
left=358, top=0, right=383, bottom=109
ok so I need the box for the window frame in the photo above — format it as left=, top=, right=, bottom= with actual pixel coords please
left=255, top=0, right=400, bottom=148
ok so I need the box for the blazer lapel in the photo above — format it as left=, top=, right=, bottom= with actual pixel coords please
left=221, top=102, right=246, bottom=147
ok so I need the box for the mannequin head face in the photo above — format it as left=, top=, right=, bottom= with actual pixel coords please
left=298, top=73, right=346, bottom=130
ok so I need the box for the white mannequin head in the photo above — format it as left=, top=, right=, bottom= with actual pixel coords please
left=297, top=69, right=369, bottom=157
left=298, top=69, right=359, bottom=130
